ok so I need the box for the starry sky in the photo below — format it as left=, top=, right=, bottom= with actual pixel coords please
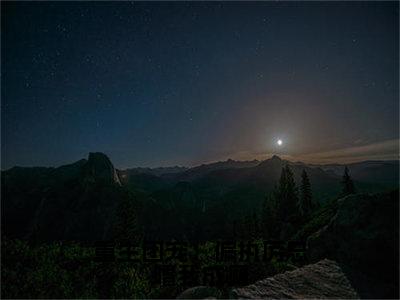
left=2, top=2, right=399, bottom=169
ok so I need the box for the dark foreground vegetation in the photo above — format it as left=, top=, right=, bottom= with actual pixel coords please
left=2, top=153, right=399, bottom=298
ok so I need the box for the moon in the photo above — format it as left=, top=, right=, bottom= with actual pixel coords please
left=277, top=139, right=283, bottom=146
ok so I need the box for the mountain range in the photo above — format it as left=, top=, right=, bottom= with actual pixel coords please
left=2, top=152, right=398, bottom=241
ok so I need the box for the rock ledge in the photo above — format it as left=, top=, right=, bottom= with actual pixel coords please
left=230, top=259, right=359, bottom=299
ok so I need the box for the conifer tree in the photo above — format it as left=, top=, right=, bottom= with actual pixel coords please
left=276, top=165, right=299, bottom=222
left=299, top=169, right=313, bottom=217
left=341, top=166, right=355, bottom=196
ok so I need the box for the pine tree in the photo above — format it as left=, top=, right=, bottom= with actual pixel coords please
left=276, top=165, right=299, bottom=222
left=341, top=166, right=355, bottom=196
left=299, top=169, right=313, bottom=217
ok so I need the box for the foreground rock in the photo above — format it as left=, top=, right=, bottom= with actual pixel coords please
left=230, top=259, right=358, bottom=299
left=307, top=191, right=399, bottom=298
left=176, top=286, right=222, bottom=299
left=178, top=260, right=359, bottom=299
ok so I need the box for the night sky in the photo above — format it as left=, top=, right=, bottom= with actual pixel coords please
left=2, top=2, right=399, bottom=169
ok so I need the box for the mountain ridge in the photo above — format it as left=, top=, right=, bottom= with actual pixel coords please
left=2, top=151, right=399, bottom=242
left=4, top=152, right=398, bottom=175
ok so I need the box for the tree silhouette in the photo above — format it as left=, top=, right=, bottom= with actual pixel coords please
left=299, top=169, right=313, bottom=217
left=276, top=165, right=299, bottom=222
left=341, top=166, right=355, bottom=196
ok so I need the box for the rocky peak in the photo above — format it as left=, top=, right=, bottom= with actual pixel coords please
left=83, top=152, right=121, bottom=185
left=259, top=154, right=283, bottom=168
left=271, top=154, right=282, bottom=161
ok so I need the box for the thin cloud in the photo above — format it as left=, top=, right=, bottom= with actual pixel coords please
left=295, top=139, right=399, bottom=164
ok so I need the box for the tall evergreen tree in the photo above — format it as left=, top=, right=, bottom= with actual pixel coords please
left=299, top=169, right=313, bottom=217
left=276, top=165, right=299, bottom=222
left=341, top=166, right=355, bottom=196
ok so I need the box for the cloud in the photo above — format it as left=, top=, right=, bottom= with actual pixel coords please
left=294, top=139, right=399, bottom=164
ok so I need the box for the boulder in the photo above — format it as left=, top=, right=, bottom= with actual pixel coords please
left=230, top=259, right=359, bottom=299
left=176, top=286, right=222, bottom=299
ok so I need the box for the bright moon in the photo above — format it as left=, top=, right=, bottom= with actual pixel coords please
left=277, top=139, right=283, bottom=146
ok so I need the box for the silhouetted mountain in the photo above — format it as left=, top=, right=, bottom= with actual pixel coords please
left=187, top=155, right=340, bottom=206
left=121, top=166, right=187, bottom=177
left=167, top=158, right=260, bottom=181
left=1, top=152, right=131, bottom=241
left=117, top=170, right=171, bottom=193
left=116, top=166, right=187, bottom=193
left=313, top=160, right=399, bottom=187
left=83, top=152, right=121, bottom=185
left=2, top=153, right=398, bottom=242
